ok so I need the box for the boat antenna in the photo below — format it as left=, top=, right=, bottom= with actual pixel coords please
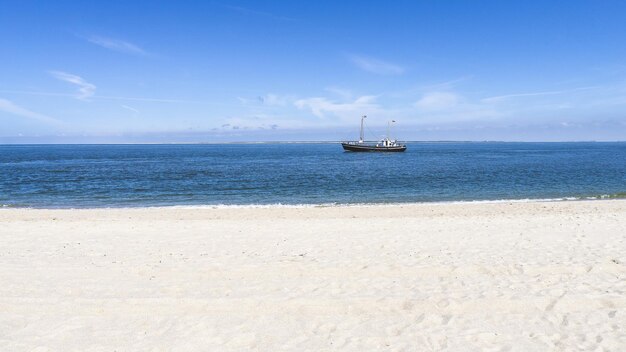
left=360, top=115, right=367, bottom=143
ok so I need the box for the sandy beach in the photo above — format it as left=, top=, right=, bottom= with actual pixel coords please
left=1, top=200, right=625, bottom=351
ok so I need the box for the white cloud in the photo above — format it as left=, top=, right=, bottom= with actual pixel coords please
left=295, top=95, right=381, bottom=120
left=49, top=71, right=96, bottom=100
left=0, top=98, right=61, bottom=125
left=349, top=55, right=404, bottom=75
left=86, top=35, right=146, bottom=55
left=414, top=92, right=462, bottom=110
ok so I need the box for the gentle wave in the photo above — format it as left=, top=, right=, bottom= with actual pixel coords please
left=593, top=193, right=626, bottom=199
left=167, top=196, right=626, bottom=209
left=4, top=194, right=626, bottom=210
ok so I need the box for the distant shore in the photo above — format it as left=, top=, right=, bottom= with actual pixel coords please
left=1, top=200, right=625, bottom=350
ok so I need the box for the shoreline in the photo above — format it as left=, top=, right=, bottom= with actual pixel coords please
left=2, top=195, right=626, bottom=210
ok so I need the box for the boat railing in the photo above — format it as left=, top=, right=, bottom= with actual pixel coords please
left=342, top=140, right=406, bottom=147
left=343, top=141, right=370, bottom=145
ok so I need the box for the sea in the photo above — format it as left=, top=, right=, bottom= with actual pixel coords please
left=1, top=142, right=625, bottom=208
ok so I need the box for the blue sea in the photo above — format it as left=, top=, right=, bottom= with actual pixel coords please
left=1, top=143, right=625, bottom=208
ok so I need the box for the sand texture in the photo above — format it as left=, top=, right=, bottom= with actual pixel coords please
left=1, top=200, right=625, bottom=351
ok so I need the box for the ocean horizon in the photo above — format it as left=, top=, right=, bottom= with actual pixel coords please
left=2, top=142, right=625, bottom=208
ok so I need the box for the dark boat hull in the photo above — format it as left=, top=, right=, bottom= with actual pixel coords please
left=341, top=143, right=407, bottom=152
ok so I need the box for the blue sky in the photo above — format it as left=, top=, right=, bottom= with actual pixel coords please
left=1, top=0, right=626, bottom=142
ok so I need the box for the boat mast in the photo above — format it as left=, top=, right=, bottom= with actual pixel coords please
left=359, top=115, right=367, bottom=143
left=387, top=120, right=395, bottom=140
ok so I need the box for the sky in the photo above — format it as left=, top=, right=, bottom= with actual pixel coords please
left=1, top=0, right=626, bottom=142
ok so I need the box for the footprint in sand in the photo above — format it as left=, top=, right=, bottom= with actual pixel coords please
left=401, top=300, right=414, bottom=311
left=545, top=292, right=566, bottom=311
left=441, top=314, right=453, bottom=325
left=561, top=314, right=569, bottom=327
left=437, top=299, right=450, bottom=308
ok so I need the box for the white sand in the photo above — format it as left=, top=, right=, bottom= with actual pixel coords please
left=1, top=200, right=625, bottom=351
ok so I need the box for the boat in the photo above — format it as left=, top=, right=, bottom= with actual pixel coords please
left=341, top=115, right=407, bottom=152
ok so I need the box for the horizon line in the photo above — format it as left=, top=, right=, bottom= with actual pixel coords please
left=0, top=140, right=623, bottom=145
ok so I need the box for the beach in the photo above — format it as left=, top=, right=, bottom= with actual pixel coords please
left=1, top=200, right=625, bottom=351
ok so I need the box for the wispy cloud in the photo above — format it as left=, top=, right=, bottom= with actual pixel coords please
left=421, top=76, right=474, bottom=90
left=349, top=55, right=405, bottom=75
left=86, top=35, right=146, bottom=55
left=482, top=86, right=598, bottom=103
left=0, top=89, right=228, bottom=105
left=482, top=90, right=567, bottom=103
left=0, top=90, right=77, bottom=98
left=415, top=92, right=462, bottom=110
left=0, top=98, right=61, bottom=125
left=237, top=93, right=292, bottom=106
left=121, top=105, right=139, bottom=114
left=49, top=71, right=96, bottom=100
left=325, top=87, right=353, bottom=100
left=408, top=90, right=500, bottom=124
left=98, top=95, right=197, bottom=103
